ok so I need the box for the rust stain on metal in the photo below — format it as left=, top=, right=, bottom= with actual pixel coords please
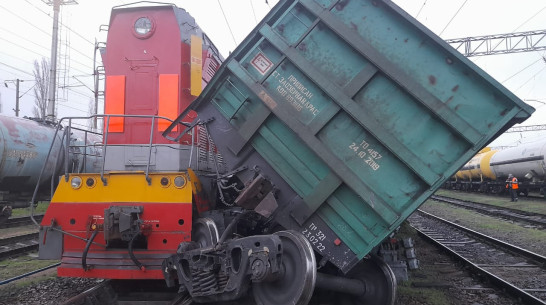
left=404, top=38, right=408, bottom=43
left=500, top=109, right=508, bottom=116
left=258, top=90, right=278, bottom=110
left=350, top=22, right=358, bottom=31
left=428, top=75, right=436, bottom=85
left=335, top=0, right=349, bottom=10
left=445, top=96, right=453, bottom=104
left=451, top=85, right=459, bottom=92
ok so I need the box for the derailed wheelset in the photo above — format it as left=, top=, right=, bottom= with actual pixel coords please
left=162, top=219, right=396, bottom=305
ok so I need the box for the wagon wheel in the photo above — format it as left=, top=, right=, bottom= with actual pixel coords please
left=338, top=256, right=396, bottom=305
left=192, top=218, right=219, bottom=248
left=0, top=206, right=12, bottom=223
left=253, top=230, right=316, bottom=305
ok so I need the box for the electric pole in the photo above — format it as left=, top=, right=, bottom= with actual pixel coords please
left=43, top=0, right=78, bottom=121
left=4, top=79, right=24, bottom=117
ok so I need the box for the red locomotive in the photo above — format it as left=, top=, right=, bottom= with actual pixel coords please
left=39, top=3, right=222, bottom=280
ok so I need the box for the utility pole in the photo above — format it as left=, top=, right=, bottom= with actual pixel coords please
left=14, top=79, right=21, bottom=117
left=43, top=0, right=78, bottom=121
left=93, top=40, right=99, bottom=129
left=4, top=79, right=25, bottom=117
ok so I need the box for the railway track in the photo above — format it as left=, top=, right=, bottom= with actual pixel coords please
left=409, top=209, right=546, bottom=304
left=431, top=195, right=546, bottom=228
left=0, top=232, right=40, bottom=260
left=0, top=215, right=43, bottom=229
left=61, top=279, right=184, bottom=305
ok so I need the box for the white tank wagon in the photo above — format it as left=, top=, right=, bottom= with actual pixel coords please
left=490, top=140, right=546, bottom=196
left=447, top=139, right=546, bottom=196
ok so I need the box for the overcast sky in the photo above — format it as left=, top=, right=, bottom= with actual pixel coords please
left=0, top=0, right=545, bottom=147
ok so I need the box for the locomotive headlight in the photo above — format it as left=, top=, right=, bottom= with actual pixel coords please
left=71, top=176, right=82, bottom=189
left=174, top=176, right=186, bottom=188
left=134, top=17, right=153, bottom=36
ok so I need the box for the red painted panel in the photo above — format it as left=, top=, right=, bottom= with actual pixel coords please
left=42, top=202, right=192, bottom=251
left=104, top=75, right=126, bottom=133
left=58, top=265, right=164, bottom=279
left=158, top=74, right=179, bottom=131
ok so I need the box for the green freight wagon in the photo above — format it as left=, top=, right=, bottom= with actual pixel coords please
left=163, top=0, right=534, bottom=304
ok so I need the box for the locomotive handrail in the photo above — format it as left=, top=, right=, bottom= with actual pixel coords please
left=30, top=124, right=65, bottom=227
left=64, top=119, right=72, bottom=182
left=101, top=116, right=110, bottom=185
left=145, top=116, right=156, bottom=185
left=31, top=114, right=190, bottom=224
left=57, top=114, right=189, bottom=187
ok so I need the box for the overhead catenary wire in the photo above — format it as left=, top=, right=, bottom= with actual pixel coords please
left=514, top=64, right=546, bottom=92
left=439, top=0, right=469, bottom=36
left=502, top=57, right=544, bottom=83
left=23, top=0, right=95, bottom=47
left=0, top=62, right=34, bottom=77
left=512, top=4, right=546, bottom=32
left=0, top=36, right=91, bottom=75
left=249, top=0, right=259, bottom=25
left=415, top=0, right=427, bottom=19
left=216, top=0, right=238, bottom=48
left=0, top=3, right=94, bottom=62
left=0, top=25, right=94, bottom=72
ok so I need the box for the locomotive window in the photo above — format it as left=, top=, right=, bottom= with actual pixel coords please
left=134, top=17, right=153, bottom=36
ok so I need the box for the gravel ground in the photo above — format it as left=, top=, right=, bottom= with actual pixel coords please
left=1, top=191, right=540, bottom=305
left=394, top=223, right=524, bottom=305
left=0, top=232, right=523, bottom=305
left=0, top=270, right=100, bottom=305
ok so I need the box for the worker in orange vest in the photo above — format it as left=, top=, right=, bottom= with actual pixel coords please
left=505, top=174, right=518, bottom=202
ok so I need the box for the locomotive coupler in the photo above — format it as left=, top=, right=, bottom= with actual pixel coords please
left=162, top=234, right=283, bottom=303
left=104, top=206, right=145, bottom=244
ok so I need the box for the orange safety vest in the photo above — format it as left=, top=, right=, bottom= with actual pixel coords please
left=506, top=177, right=518, bottom=190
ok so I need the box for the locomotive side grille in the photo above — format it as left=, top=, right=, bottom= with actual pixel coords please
left=205, top=57, right=220, bottom=81
left=196, top=125, right=226, bottom=173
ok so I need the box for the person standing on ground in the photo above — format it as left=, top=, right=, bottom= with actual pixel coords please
left=505, top=174, right=519, bottom=202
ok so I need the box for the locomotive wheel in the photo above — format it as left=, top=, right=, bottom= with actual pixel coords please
left=253, top=230, right=316, bottom=305
left=340, top=256, right=396, bottom=305
left=192, top=218, right=219, bottom=248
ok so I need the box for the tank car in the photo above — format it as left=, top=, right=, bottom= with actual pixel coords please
left=0, top=115, right=100, bottom=222
left=39, top=2, right=222, bottom=280
left=0, top=115, right=62, bottom=221
left=489, top=140, right=546, bottom=196
left=448, top=139, right=546, bottom=196
left=446, top=147, right=498, bottom=192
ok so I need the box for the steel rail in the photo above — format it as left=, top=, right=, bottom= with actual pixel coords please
left=0, top=232, right=39, bottom=246
left=60, top=280, right=114, bottom=305
left=413, top=209, right=546, bottom=305
left=431, top=195, right=546, bottom=227
left=0, top=263, right=60, bottom=285
left=0, top=215, right=44, bottom=229
left=0, top=243, right=38, bottom=261
left=417, top=209, right=546, bottom=266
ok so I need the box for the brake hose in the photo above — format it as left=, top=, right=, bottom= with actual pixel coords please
left=82, top=229, right=99, bottom=271
left=129, top=233, right=146, bottom=271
